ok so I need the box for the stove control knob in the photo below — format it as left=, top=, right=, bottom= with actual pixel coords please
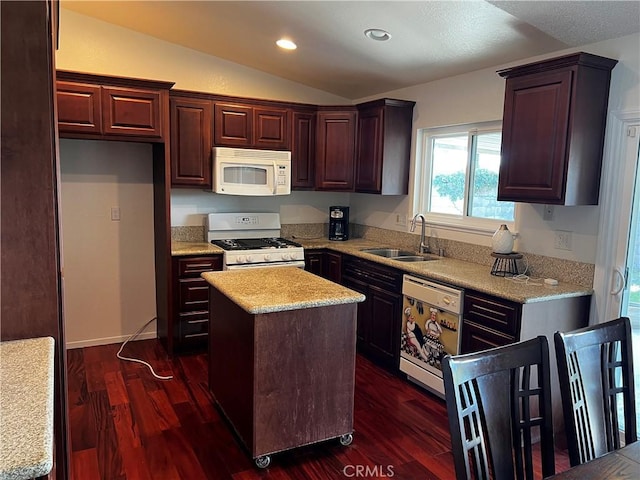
left=264, top=253, right=271, bottom=261
left=283, top=253, right=291, bottom=261
left=237, top=255, right=246, bottom=263
left=290, top=252, right=299, bottom=260
left=246, top=255, right=254, bottom=263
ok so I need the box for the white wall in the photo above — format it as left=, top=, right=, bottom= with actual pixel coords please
left=352, top=33, right=640, bottom=264
left=60, top=140, right=157, bottom=347
left=170, top=189, right=349, bottom=226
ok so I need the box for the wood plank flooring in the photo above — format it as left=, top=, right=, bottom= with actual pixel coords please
left=67, top=340, right=570, bottom=479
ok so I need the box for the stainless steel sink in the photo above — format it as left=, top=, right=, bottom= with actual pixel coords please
left=360, top=248, right=439, bottom=262
left=392, top=255, right=431, bottom=262
left=360, top=248, right=416, bottom=257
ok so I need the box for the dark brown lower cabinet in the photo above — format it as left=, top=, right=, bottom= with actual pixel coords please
left=165, top=255, right=222, bottom=354
left=304, top=250, right=342, bottom=283
left=341, top=255, right=403, bottom=371
left=460, top=288, right=591, bottom=442
left=460, top=290, right=521, bottom=354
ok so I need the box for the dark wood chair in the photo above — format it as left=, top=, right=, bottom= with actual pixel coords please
left=554, top=316, right=637, bottom=466
left=442, top=336, right=555, bottom=480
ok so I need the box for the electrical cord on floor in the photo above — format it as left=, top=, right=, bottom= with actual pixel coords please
left=116, top=317, right=173, bottom=380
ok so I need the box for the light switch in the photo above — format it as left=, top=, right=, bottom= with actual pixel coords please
left=110, top=207, right=121, bottom=221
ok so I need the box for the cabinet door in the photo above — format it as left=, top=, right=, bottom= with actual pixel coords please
left=325, top=252, right=342, bottom=283
left=254, top=107, right=288, bottom=149
left=213, top=103, right=253, bottom=146
left=102, top=86, right=163, bottom=139
left=170, top=97, right=212, bottom=187
left=56, top=81, right=102, bottom=134
left=355, top=106, right=383, bottom=192
left=368, top=285, right=401, bottom=368
left=305, top=251, right=324, bottom=276
left=291, top=110, right=316, bottom=189
left=342, top=275, right=369, bottom=345
left=315, top=111, right=356, bottom=191
left=498, top=70, right=572, bottom=203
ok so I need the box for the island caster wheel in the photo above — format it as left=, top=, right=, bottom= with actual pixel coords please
left=339, top=433, right=353, bottom=446
left=255, top=455, right=271, bottom=469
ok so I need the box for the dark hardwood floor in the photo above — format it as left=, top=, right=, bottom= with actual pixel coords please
left=67, top=339, right=570, bottom=479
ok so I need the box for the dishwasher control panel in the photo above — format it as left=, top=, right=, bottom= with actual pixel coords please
left=402, top=274, right=463, bottom=315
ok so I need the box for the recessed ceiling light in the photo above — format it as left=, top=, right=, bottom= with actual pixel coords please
left=276, top=38, right=297, bottom=50
left=364, top=28, right=391, bottom=42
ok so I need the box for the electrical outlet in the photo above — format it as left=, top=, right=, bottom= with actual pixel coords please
left=554, top=230, right=572, bottom=250
left=396, top=214, right=407, bottom=226
left=543, top=205, right=554, bottom=221
left=110, top=207, right=121, bottom=221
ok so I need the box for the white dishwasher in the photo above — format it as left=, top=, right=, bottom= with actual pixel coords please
left=399, top=274, right=464, bottom=398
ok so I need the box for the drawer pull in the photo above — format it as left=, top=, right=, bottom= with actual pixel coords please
left=187, top=319, right=208, bottom=325
left=184, top=332, right=208, bottom=338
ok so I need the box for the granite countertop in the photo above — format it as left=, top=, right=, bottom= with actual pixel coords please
left=296, top=238, right=593, bottom=304
left=171, top=241, right=223, bottom=256
left=202, top=267, right=365, bottom=314
left=0, top=337, right=55, bottom=480
left=172, top=237, right=592, bottom=304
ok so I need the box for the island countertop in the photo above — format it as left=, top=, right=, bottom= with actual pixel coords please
left=201, top=267, right=365, bottom=314
left=0, top=337, right=55, bottom=480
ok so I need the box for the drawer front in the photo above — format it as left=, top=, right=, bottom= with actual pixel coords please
left=464, top=292, right=521, bottom=337
left=178, top=278, right=209, bottom=311
left=178, top=311, right=209, bottom=339
left=461, top=321, right=516, bottom=354
left=342, top=256, right=402, bottom=292
left=178, top=256, right=222, bottom=277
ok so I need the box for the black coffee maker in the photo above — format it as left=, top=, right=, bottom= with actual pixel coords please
left=329, top=206, right=349, bottom=241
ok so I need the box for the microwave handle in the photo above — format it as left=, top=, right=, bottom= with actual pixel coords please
left=272, top=161, right=278, bottom=195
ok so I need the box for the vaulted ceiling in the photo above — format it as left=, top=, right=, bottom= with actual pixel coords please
left=62, top=1, right=640, bottom=99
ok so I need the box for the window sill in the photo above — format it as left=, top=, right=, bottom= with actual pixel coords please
left=420, top=215, right=517, bottom=238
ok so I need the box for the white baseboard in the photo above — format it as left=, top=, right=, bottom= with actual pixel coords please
left=66, top=330, right=157, bottom=349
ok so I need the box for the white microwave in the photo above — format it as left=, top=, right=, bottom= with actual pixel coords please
left=212, top=146, right=291, bottom=196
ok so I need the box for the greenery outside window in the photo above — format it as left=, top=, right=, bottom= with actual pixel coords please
left=416, top=121, right=515, bottom=233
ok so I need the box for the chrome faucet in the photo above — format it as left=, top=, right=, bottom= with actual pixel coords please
left=410, top=213, right=430, bottom=254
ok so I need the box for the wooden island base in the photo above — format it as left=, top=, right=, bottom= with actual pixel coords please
left=208, top=287, right=358, bottom=466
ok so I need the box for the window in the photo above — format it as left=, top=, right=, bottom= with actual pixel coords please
left=417, top=122, right=515, bottom=230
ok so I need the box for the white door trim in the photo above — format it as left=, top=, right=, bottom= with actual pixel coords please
left=592, top=110, right=640, bottom=324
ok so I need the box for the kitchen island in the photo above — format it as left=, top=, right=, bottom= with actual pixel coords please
left=201, top=267, right=365, bottom=468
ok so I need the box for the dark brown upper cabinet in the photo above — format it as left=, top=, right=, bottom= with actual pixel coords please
left=213, top=101, right=289, bottom=149
left=170, top=94, right=212, bottom=188
left=291, top=107, right=316, bottom=189
left=315, top=107, right=357, bottom=191
left=355, top=98, right=415, bottom=195
left=56, top=70, right=173, bottom=142
left=497, top=52, right=617, bottom=205
left=56, top=81, right=102, bottom=134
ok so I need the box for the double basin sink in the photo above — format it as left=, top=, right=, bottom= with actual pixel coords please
left=360, top=248, right=440, bottom=263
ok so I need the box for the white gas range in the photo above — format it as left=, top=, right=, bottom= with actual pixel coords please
left=206, top=212, right=305, bottom=270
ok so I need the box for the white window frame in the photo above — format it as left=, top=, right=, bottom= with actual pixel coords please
left=413, top=120, right=516, bottom=236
